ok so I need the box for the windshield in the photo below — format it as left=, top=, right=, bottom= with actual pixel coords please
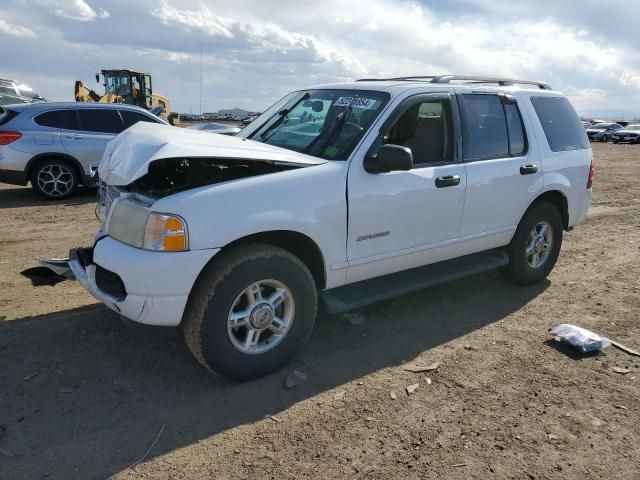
left=592, top=123, right=611, bottom=129
left=625, top=124, right=640, bottom=130
left=105, top=73, right=132, bottom=96
left=237, top=89, right=390, bottom=160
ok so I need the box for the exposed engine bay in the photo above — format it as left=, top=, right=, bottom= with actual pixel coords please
left=128, top=157, right=306, bottom=198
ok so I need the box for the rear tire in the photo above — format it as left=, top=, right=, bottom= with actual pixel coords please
left=30, top=158, right=79, bottom=199
left=182, top=243, right=317, bottom=380
left=502, top=203, right=563, bottom=285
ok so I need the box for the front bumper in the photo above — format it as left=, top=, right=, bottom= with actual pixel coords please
left=70, top=236, right=219, bottom=326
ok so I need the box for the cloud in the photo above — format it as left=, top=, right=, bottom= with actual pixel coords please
left=1, top=0, right=640, bottom=116
left=36, top=0, right=110, bottom=22
left=0, top=18, right=37, bottom=38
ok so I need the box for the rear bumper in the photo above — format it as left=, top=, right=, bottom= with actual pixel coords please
left=0, top=168, right=27, bottom=185
left=573, top=188, right=592, bottom=226
left=70, top=237, right=220, bottom=326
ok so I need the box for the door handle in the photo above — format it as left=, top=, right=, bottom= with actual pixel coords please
left=520, top=164, right=538, bottom=175
left=435, top=175, right=461, bottom=188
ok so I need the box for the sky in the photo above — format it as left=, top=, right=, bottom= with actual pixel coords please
left=1, top=0, right=640, bottom=117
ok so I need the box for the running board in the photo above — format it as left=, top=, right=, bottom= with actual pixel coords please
left=320, top=249, right=509, bottom=313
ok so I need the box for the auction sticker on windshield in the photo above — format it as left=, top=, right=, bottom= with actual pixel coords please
left=333, top=97, right=377, bottom=109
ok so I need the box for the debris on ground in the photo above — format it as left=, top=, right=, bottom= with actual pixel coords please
left=406, top=383, right=419, bottom=395
left=606, top=338, right=640, bottom=357
left=269, top=415, right=282, bottom=423
left=614, top=405, right=629, bottom=410
left=548, top=324, right=611, bottom=353
left=402, top=362, right=440, bottom=373
left=389, top=391, right=397, bottom=400
left=612, top=367, right=631, bottom=374
left=23, top=369, right=43, bottom=381
left=425, top=377, right=432, bottom=385
left=284, top=370, right=308, bottom=389
left=0, top=447, right=16, bottom=458
left=342, top=313, right=367, bottom=325
left=333, top=390, right=346, bottom=401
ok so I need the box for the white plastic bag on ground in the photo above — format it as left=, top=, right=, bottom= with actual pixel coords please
left=548, top=324, right=611, bottom=353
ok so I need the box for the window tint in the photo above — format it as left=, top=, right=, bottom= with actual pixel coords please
left=462, top=94, right=509, bottom=159
left=35, top=110, right=80, bottom=130
left=77, top=109, right=124, bottom=134
left=120, top=110, right=160, bottom=129
left=530, top=97, right=590, bottom=152
left=505, top=103, right=525, bottom=155
left=384, top=99, right=453, bottom=165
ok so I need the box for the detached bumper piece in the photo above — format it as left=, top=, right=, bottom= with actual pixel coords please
left=69, top=246, right=126, bottom=302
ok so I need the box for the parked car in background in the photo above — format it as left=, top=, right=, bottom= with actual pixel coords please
left=186, top=122, right=240, bottom=135
left=610, top=124, right=640, bottom=144
left=581, top=121, right=592, bottom=128
left=585, top=122, right=622, bottom=142
left=69, top=75, right=593, bottom=380
left=0, top=102, right=167, bottom=199
left=0, top=78, right=46, bottom=106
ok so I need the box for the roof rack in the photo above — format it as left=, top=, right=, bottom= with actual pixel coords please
left=356, top=75, right=551, bottom=90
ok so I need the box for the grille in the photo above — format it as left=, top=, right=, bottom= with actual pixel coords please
left=95, top=264, right=127, bottom=301
left=98, top=180, right=121, bottom=217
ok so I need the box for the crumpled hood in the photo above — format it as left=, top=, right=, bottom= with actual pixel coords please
left=98, top=122, right=326, bottom=185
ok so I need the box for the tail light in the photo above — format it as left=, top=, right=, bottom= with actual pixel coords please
left=0, top=131, right=22, bottom=145
left=587, top=158, right=594, bottom=188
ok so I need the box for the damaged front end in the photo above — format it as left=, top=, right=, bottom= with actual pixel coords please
left=127, top=156, right=303, bottom=198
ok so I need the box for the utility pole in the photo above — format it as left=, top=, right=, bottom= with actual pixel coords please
left=199, top=42, right=203, bottom=118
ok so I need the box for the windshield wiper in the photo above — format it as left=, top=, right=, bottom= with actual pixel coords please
left=258, top=92, right=310, bottom=141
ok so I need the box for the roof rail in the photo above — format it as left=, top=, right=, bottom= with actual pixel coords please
left=356, top=75, right=552, bottom=90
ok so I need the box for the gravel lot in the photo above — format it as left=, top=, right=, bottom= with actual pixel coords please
left=1, top=143, right=639, bottom=480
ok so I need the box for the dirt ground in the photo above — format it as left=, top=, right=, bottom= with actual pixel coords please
left=1, top=143, right=639, bottom=480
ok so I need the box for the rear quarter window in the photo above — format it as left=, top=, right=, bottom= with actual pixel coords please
left=34, top=110, right=81, bottom=130
left=530, top=96, right=590, bottom=152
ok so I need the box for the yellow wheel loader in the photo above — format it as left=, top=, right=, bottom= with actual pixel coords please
left=74, top=69, right=179, bottom=125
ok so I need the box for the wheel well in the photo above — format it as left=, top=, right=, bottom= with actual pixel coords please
left=527, top=191, right=569, bottom=230
left=26, top=154, right=87, bottom=185
left=224, top=231, right=326, bottom=289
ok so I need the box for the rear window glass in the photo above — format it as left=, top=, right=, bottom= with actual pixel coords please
left=531, top=97, right=590, bottom=152
left=120, top=110, right=160, bottom=129
left=78, top=109, right=124, bottom=134
left=35, top=110, right=80, bottom=130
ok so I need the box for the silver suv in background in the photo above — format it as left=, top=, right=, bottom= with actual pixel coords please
left=0, top=102, right=167, bottom=199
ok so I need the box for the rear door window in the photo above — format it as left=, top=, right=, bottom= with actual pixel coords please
left=461, top=94, right=509, bottom=159
left=504, top=103, right=526, bottom=155
left=119, top=110, right=161, bottom=129
left=530, top=97, right=590, bottom=152
left=77, top=109, right=124, bottom=134
left=34, top=110, right=81, bottom=130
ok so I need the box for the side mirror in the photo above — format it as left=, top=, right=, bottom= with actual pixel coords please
left=364, top=144, right=413, bottom=173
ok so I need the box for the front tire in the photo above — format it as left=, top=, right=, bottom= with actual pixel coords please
left=30, top=158, right=79, bottom=199
left=182, top=244, right=317, bottom=380
left=502, top=203, right=563, bottom=285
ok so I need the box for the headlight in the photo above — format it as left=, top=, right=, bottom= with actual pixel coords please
left=143, top=213, right=188, bottom=251
left=108, top=199, right=150, bottom=247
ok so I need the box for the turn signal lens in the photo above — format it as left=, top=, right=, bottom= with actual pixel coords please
left=143, top=213, right=188, bottom=251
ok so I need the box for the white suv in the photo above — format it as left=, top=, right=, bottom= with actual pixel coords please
left=69, top=75, right=593, bottom=380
